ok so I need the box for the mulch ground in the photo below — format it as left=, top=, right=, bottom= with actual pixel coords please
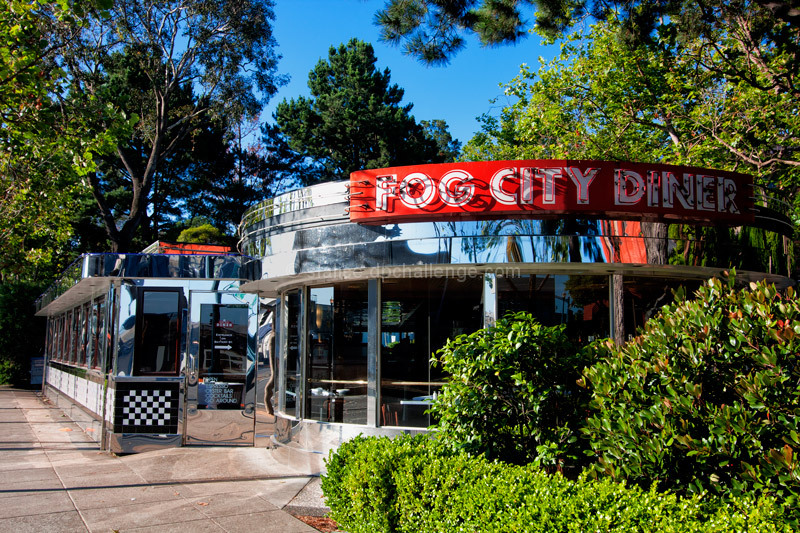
left=294, top=515, right=340, bottom=532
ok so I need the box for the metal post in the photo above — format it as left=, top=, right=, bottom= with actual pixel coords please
left=367, top=279, right=380, bottom=427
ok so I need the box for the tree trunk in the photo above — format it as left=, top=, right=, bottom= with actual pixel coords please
left=612, top=272, right=625, bottom=346
left=642, top=222, right=668, bottom=264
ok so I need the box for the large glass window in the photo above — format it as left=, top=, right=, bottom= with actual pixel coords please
left=65, top=310, right=75, bottom=363
left=622, top=277, right=701, bottom=341
left=306, top=283, right=369, bottom=424
left=498, top=274, right=610, bottom=344
left=55, top=315, right=64, bottom=361
left=380, top=277, right=482, bottom=427
left=79, top=303, right=90, bottom=367
left=91, top=297, right=106, bottom=369
left=283, top=290, right=302, bottom=418
left=134, top=289, right=181, bottom=375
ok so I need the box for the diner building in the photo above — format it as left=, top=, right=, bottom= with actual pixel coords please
left=237, top=159, right=794, bottom=471
left=36, top=159, right=794, bottom=470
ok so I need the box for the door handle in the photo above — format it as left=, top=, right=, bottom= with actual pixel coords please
left=187, top=353, right=198, bottom=385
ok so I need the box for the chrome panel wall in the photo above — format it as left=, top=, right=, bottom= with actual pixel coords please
left=239, top=182, right=795, bottom=289
left=39, top=269, right=260, bottom=453
left=35, top=253, right=245, bottom=315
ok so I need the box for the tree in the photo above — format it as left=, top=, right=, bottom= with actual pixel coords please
left=461, top=16, right=800, bottom=231
left=421, top=119, right=462, bottom=162
left=182, top=118, right=282, bottom=235
left=53, top=0, right=285, bottom=252
left=376, top=0, right=799, bottom=66
left=0, top=0, right=129, bottom=279
left=269, top=39, right=458, bottom=185
left=177, top=223, right=226, bottom=245
left=0, top=280, right=47, bottom=384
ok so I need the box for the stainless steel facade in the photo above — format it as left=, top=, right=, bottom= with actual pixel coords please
left=238, top=180, right=795, bottom=468
left=36, top=254, right=262, bottom=453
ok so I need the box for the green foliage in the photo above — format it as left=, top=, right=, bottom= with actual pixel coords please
left=582, top=278, right=800, bottom=519
left=322, top=435, right=432, bottom=531
left=430, top=312, right=590, bottom=469
left=177, top=224, right=226, bottom=245
left=57, top=0, right=284, bottom=252
left=270, top=39, right=457, bottom=184
left=0, top=359, right=23, bottom=387
left=0, top=1, right=131, bottom=277
left=322, top=434, right=792, bottom=533
left=376, top=0, right=531, bottom=65
left=461, top=14, right=800, bottom=227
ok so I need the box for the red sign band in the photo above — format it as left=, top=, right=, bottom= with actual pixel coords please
left=349, top=160, right=754, bottom=225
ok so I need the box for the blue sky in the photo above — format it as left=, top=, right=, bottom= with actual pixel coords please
left=264, top=0, right=559, bottom=147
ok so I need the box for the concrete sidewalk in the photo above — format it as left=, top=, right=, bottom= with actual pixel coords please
left=0, top=386, right=332, bottom=532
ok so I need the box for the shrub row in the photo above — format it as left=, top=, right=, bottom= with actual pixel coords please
left=322, top=434, right=791, bottom=533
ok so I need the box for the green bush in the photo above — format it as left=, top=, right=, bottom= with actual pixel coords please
left=322, top=434, right=791, bottom=533
left=430, top=312, right=591, bottom=469
left=582, top=278, right=800, bottom=517
left=176, top=223, right=227, bottom=244
left=0, top=359, right=24, bottom=386
left=321, top=435, right=429, bottom=530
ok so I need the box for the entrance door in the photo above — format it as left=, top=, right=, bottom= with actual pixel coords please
left=185, top=291, right=257, bottom=445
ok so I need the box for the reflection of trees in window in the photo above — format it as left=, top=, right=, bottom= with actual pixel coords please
left=500, top=275, right=610, bottom=344
left=134, top=289, right=181, bottom=375
left=474, top=218, right=603, bottom=264
left=668, top=224, right=791, bottom=277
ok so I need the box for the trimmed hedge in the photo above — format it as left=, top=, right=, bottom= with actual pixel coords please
left=322, top=434, right=791, bottom=533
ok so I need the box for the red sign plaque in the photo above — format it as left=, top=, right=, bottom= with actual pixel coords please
left=349, top=160, right=754, bottom=225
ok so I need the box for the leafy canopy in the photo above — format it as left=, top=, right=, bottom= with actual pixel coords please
left=0, top=0, right=130, bottom=279
left=461, top=16, right=800, bottom=225
left=376, top=0, right=800, bottom=68
left=57, top=0, right=285, bottom=252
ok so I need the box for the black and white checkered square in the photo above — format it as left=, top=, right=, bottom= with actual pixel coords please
left=114, top=382, right=180, bottom=434
left=122, top=389, right=172, bottom=426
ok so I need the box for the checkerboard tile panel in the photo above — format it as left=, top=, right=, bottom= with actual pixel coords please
left=113, top=382, right=180, bottom=434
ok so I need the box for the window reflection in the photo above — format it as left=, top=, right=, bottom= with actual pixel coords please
left=623, top=277, right=700, bottom=340
left=498, top=275, right=610, bottom=344
left=380, top=277, right=482, bottom=427
left=134, top=289, right=181, bottom=375
left=197, top=304, right=249, bottom=409
left=283, top=290, right=301, bottom=418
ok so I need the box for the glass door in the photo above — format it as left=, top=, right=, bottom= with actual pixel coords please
left=185, top=291, right=257, bottom=445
